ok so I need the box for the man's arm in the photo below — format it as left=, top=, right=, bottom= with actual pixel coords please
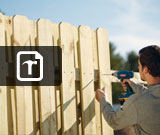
left=122, top=79, right=148, bottom=94
left=129, top=80, right=148, bottom=94
left=96, top=88, right=138, bottom=130
left=100, top=96, right=138, bottom=130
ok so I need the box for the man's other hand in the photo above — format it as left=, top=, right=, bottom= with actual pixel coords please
left=95, top=87, right=106, bottom=102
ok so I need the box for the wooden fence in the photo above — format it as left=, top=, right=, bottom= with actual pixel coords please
left=0, top=13, right=143, bottom=135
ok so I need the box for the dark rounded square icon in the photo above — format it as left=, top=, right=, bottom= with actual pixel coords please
left=0, top=46, right=62, bottom=86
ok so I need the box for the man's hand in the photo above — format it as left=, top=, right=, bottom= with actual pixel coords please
left=95, top=87, right=106, bottom=102
left=120, top=79, right=131, bottom=91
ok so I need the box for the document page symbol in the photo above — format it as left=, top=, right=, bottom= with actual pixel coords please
left=17, top=51, right=43, bottom=81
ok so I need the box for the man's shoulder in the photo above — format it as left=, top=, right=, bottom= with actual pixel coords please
left=128, top=88, right=156, bottom=105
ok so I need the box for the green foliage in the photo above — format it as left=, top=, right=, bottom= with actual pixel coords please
left=109, top=42, right=124, bottom=70
left=112, top=82, right=124, bottom=104
left=124, top=51, right=139, bottom=72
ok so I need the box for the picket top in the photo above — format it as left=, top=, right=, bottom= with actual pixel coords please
left=13, top=15, right=31, bottom=46
left=0, top=13, right=5, bottom=45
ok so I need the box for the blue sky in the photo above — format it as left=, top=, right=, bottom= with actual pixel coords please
left=1, top=0, right=160, bottom=58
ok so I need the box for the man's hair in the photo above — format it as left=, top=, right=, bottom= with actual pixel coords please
left=139, top=45, right=160, bottom=77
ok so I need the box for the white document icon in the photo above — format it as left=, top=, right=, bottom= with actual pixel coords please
left=17, top=51, right=43, bottom=81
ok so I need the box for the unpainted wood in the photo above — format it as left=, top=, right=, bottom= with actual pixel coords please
left=37, top=19, right=57, bottom=135
left=92, top=30, right=102, bottom=135
left=55, top=88, right=61, bottom=135
left=78, top=25, right=96, bottom=135
left=51, top=22, right=62, bottom=135
left=13, top=15, right=34, bottom=135
left=97, top=28, right=113, bottom=135
left=29, top=20, right=40, bottom=135
left=59, top=22, right=77, bottom=135
left=10, top=88, right=17, bottom=134
left=0, top=13, right=9, bottom=135
left=5, top=15, right=16, bottom=135
left=0, top=13, right=144, bottom=135
left=73, top=26, right=81, bottom=135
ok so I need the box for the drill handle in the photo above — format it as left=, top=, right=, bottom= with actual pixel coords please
left=121, top=79, right=133, bottom=93
left=125, top=82, right=133, bottom=93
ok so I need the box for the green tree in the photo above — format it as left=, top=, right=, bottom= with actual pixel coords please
left=109, top=42, right=124, bottom=104
left=124, top=51, right=138, bottom=72
left=110, top=42, right=124, bottom=70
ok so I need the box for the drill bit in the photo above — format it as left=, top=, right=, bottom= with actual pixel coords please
left=102, top=72, right=118, bottom=77
left=101, top=74, right=112, bottom=75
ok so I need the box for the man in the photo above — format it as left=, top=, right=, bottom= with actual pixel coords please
left=95, top=45, right=160, bottom=135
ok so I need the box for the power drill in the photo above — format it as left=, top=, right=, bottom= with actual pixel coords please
left=112, top=71, right=134, bottom=105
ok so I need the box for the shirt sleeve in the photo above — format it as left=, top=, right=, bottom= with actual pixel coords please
left=100, top=96, right=138, bottom=130
left=130, top=80, right=148, bottom=94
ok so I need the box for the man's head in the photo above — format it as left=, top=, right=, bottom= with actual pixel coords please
left=138, top=45, right=160, bottom=81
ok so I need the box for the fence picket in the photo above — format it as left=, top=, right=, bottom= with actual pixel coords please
left=29, top=20, right=40, bottom=135
left=92, top=30, right=102, bottom=135
left=51, top=22, right=62, bottom=135
left=73, top=26, right=82, bottom=135
left=59, top=22, right=77, bottom=135
left=37, top=19, right=57, bottom=135
left=97, top=28, right=113, bottom=135
left=13, top=15, right=34, bottom=135
left=0, top=13, right=9, bottom=135
left=78, top=25, right=96, bottom=135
